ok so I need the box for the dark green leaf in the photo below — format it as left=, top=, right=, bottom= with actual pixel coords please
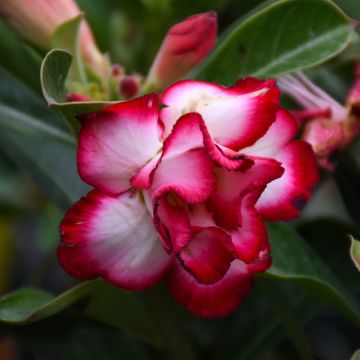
left=334, top=0, right=360, bottom=20
left=259, top=281, right=313, bottom=360
left=0, top=67, right=87, bottom=210
left=264, top=223, right=360, bottom=326
left=0, top=131, right=88, bottom=211
left=194, top=0, right=352, bottom=83
left=298, top=218, right=360, bottom=291
left=0, top=22, right=41, bottom=92
left=8, top=313, right=151, bottom=360
left=0, top=280, right=162, bottom=347
left=0, top=67, right=73, bottom=145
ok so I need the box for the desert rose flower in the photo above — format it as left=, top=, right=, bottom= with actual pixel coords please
left=58, top=78, right=318, bottom=317
left=145, top=11, right=217, bottom=91
left=279, top=71, right=360, bottom=170
left=0, top=0, right=106, bottom=77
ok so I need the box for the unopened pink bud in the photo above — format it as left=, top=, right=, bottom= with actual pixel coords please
left=302, top=118, right=345, bottom=171
left=66, top=92, right=92, bottom=102
left=0, top=0, right=106, bottom=78
left=112, top=64, right=124, bottom=78
left=146, top=11, right=217, bottom=90
left=119, top=76, right=139, bottom=99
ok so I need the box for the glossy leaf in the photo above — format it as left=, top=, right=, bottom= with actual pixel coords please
left=265, top=223, right=360, bottom=326
left=193, top=0, right=352, bottom=83
left=40, top=49, right=115, bottom=135
left=350, top=236, right=360, bottom=272
left=0, top=280, right=162, bottom=347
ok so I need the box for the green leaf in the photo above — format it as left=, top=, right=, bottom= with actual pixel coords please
left=334, top=0, right=360, bottom=20
left=10, top=314, right=151, bottom=360
left=51, top=15, right=87, bottom=84
left=0, top=67, right=73, bottom=146
left=0, top=67, right=87, bottom=210
left=264, top=223, right=360, bottom=326
left=259, top=281, right=313, bottom=360
left=40, top=49, right=115, bottom=135
left=41, top=49, right=71, bottom=104
left=351, top=349, right=360, bottom=360
left=0, top=22, right=41, bottom=92
left=298, top=218, right=360, bottom=291
left=0, top=280, right=162, bottom=347
left=350, top=236, right=360, bottom=272
left=193, top=0, right=352, bottom=83
left=0, top=131, right=88, bottom=211
left=0, top=103, right=74, bottom=146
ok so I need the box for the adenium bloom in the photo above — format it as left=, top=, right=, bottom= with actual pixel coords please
left=146, top=11, right=217, bottom=91
left=279, top=71, right=360, bottom=170
left=58, top=78, right=318, bottom=317
left=0, top=0, right=106, bottom=77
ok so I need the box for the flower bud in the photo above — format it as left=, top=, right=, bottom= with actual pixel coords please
left=0, top=0, right=105, bottom=77
left=118, top=75, right=140, bottom=99
left=111, top=64, right=124, bottom=79
left=302, top=118, right=344, bottom=170
left=146, top=11, right=217, bottom=90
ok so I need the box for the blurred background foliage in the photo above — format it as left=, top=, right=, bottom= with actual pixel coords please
left=1, top=0, right=360, bottom=359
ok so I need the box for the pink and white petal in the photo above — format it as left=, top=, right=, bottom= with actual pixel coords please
left=131, top=153, right=162, bottom=189
left=230, top=189, right=269, bottom=263
left=247, top=245, right=272, bottom=273
left=151, top=114, right=215, bottom=203
left=160, top=78, right=279, bottom=150
left=78, top=95, right=162, bottom=195
left=169, top=112, right=252, bottom=170
left=178, top=227, right=235, bottom=285
left=208, top=158, right=284, bottom=230
left=165, top=259, right=254, bottom=318
left=242, top=109, right=299, bottom=157
left=58, top=190, right=171, bottom=291
left=189, top=203, right=216, bottom=228
left=153, top=196, right=192, bottom=253
left=256, top=141, right=319, bottom=221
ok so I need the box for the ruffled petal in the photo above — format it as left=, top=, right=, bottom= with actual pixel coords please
left=256, top=141, right=319, bottom=221
left=178, top=227, right=235, bottom=284
left=153, top=196, right=191, bottom=253
left=230, top=189, right=268, bottom=263
left=78, top=95, right=162, bottom=195
left=242, top=109, right=299, bottom=157
left=58, top=190, right=171, bottom=291
left=208, top=158, right=284, bottom=230
left=166, top=259, right=254, bottom=318
left=160, top=78, right=279, bottom=150
left=151, top=113, right=215, bottom=203
left=130, top=153, right=162, bottom=189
